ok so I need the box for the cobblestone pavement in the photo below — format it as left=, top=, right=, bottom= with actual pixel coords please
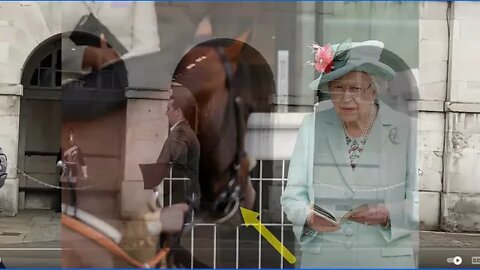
left=420, top=230, right=480, bottom=248
left=0, top=210, right=61, bottom=267
left=420, top=231, right=480, bottom=268
left=0, top=210, right=60, bottom=245
left=1, top=210, right=480, bottom=268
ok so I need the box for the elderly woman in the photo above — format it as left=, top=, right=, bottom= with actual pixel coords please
left=281, top=40, right=418, bottom=268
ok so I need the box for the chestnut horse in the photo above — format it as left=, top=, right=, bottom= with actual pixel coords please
left=172, top=36, right=274, bottom=222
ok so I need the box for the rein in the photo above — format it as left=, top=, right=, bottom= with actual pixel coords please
left=18, top=172, right=170, bottom=268
left=62, top=214, right=170, bottom=268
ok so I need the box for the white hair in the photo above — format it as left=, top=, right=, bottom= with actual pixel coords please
left=370, top=75, right=388, bottom=95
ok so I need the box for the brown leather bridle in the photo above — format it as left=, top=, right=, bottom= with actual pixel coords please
left=209, top=46, right=251, bottom=222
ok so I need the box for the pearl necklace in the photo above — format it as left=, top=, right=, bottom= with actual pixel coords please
left=343, top=105, right=377, bottom=139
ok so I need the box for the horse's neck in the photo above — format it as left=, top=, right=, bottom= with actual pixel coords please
left=196, top=87, right=238, bottom=172
left=197, top=87, right=228, bottom=131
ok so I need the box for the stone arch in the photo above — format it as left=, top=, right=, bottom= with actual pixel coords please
left=17, top=31, right=129, bottom=212
left=17, top=34, right=62, bottom=211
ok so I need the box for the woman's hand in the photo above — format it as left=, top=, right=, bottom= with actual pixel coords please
left=348, top=204, right=389, bottom=226
left=307, top=212, right=341, bottom=232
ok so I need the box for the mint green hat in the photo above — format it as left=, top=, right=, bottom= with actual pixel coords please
left=309, top=40, right=395, bottom=91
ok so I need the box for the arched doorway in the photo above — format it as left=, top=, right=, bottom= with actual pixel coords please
left=18, top=35, right=62, bottom=210
left=19, top=34, right=127, bottom=213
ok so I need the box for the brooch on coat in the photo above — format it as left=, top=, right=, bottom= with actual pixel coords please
left=388, top=127, right=399, bottom=145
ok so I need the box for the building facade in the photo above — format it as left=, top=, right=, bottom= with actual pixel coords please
left=0, top=2, right=479, bottom=233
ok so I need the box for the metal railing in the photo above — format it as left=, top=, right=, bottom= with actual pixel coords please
left=162, top=160, right=295, bottom=269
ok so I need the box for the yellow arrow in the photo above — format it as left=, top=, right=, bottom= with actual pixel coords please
left=240, top=207, right=297, bottom=264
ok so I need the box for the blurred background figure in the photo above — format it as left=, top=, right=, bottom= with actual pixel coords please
left=145, top=85, right=203, bottom=268
left=0, top=148, right=7, bottom=267
left=157, top=86, right=200, bottom=210
left=0, top=147, right=7, bottom=190
left=59, top=129, right=88, bottom=216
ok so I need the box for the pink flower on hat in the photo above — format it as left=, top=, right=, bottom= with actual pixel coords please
left=312, top=43, right=334, bottom=73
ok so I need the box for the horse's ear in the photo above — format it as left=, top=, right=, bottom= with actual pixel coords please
left=194, top=16, right=213, bottom=40
left=236, top=29, right=251, bottom=44
left=225, top=30, right=251, bottom=64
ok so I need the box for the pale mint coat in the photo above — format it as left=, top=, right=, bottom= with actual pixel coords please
left=281, top=102, right=419, bottom=268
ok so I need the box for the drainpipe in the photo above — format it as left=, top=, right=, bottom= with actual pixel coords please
left=440, top=1, right=453, bottom=230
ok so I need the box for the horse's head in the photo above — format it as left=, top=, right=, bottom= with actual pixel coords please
left=173, top=34, right=274, bottom=222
